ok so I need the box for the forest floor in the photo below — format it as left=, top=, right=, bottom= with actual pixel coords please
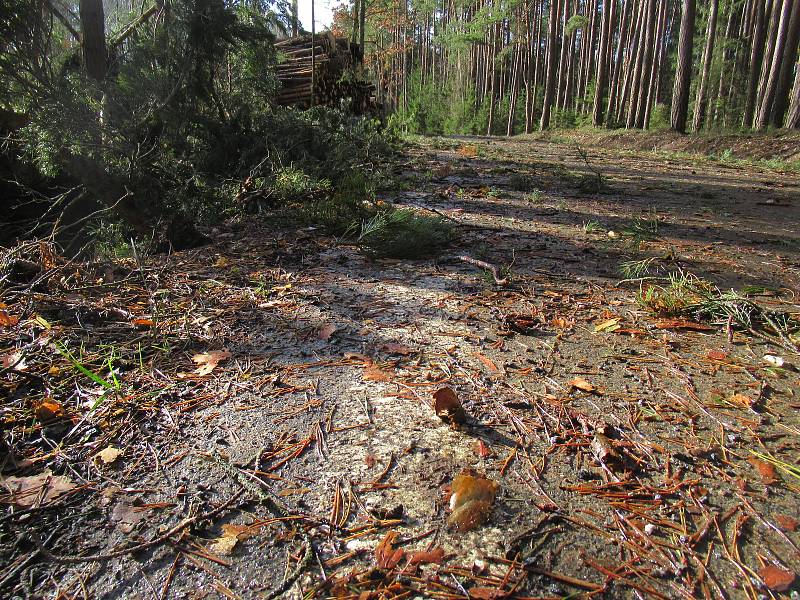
left=2, top=133, right=800, bottom=600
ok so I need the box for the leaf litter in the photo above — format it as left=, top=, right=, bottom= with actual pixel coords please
left=2, top=135, right=800, bottom=598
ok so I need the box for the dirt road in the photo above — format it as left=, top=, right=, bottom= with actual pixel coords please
left=2, top=135, right=799, bottom=599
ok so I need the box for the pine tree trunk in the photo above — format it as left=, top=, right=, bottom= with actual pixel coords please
left=770, top=0, right=800, bottom=126
left=541, top=0, right=562, bottom=129
left=786, top=56, right=800, bottom=128
left=671, top=0, right=696, bottom=133
left=692, top=0, right=719, bottom=132
left=608, top=0, right=633, bottom=123
left=619, top=0, right=645, bottom=125
left=743, top=0, right=768, bottom=126
left=712, top=0, right=737, bottom=125
left=592, top=0, right=613, bottom=125
left=633, top=0, right=658, bottom=128
left=79, top=0, right=107, bottom=82
left=643, top=0, right=668, bottom=127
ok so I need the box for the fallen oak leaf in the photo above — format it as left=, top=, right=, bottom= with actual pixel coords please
left=192, top=350, right=232, bottom=376
left=759, top=564, right=795, bottom=592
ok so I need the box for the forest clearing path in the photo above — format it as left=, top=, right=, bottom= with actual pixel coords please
left=3, top=135, right=800, bottom=599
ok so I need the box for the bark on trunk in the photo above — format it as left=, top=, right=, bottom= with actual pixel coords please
left=755, top=0, right=793, bottom=129
left=79, top=0, right=107, bottom=82
left=692, top=0, right=719, bottom=132
left=541, top=0, right=562, bottom=129
left=671, top=0, right=696, bottom=133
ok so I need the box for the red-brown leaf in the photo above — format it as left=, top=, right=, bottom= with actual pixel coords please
left=433, top=387, right=467, bottom=426
left=774, top=514, right=799, bottom=532
left=375, top=531, right=405, bottom=569
left=760, top=564, right=795, bottom=592
left=654, top=319, right=714, bottom=331
left=407, top=547, right=445, bottom=566
left=748, top=457, right=777, bottom=484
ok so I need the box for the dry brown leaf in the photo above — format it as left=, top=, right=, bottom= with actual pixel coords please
left=192, top=350, right=232, bottom=375
left=774, top=514, right=799, bottom=532
left=380, top=343, right=415, bottom=356
left=447, top=470, right=498, bottom=533
left=363, top=363, right=393, bottom=382
left=474, top=440, right=492, bottom=458
left=0, top=310, right=19, bottom=328
left=433, top=387, right=467, bottom=427
left=132, top=318, right=154, bottom=327
left=759, top=564, right=795, bottom=592
left=748, top=457, right=777, bottom=484
left=729, top=393, right=755, bottom=408
left=407, top=547, right=445, bottom=566
left=1, top=470, right=77, bottom=507
left=375, top=531, right=405, bottom=569
left=653, top=319, right=714, bottom=331
left=211, top=524, right=252, bottom=555
left=35, top=399, right=63, bottom=421
left=569, top=377, right=596, bottom=393
left=318, top=323, right=337, bottom=340
left=707, top=350, right=728, bottom=361
left=594, top=318, right=621, bottom=333
left=96, top=447, right=123, bottom=465
left=469, top=587, right=510, bottom=600
left=473, top=352, right=500, bottom=373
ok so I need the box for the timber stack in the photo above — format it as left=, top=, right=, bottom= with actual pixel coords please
left=275, top=33, right=376, bottom=114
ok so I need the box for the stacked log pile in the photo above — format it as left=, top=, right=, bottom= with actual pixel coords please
left=275, top=34, right=376, bottom=113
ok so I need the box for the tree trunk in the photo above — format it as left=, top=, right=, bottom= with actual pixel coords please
left=608, top=0, right=633, bottom=123
left=785, top=56, right=800, bottom=128
left=541, top=0, right=561, bottom=129
left=771, top=0, right=800, bottom=126
left=743, top=0, right=769, bottom=126
left=79, top=0, right=107, bottom=82
left=755, top=0, right=793, bottom=129
left=671, top=0, right=696, bottom=133
left=692, top=0, right=719, bottom=132
left=592, top=0, right=613, bottom=125
left=633, top=0, right=658, bottom=128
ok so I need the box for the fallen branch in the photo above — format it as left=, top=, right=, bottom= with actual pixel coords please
left=458, top=255, right=509, bottom=285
